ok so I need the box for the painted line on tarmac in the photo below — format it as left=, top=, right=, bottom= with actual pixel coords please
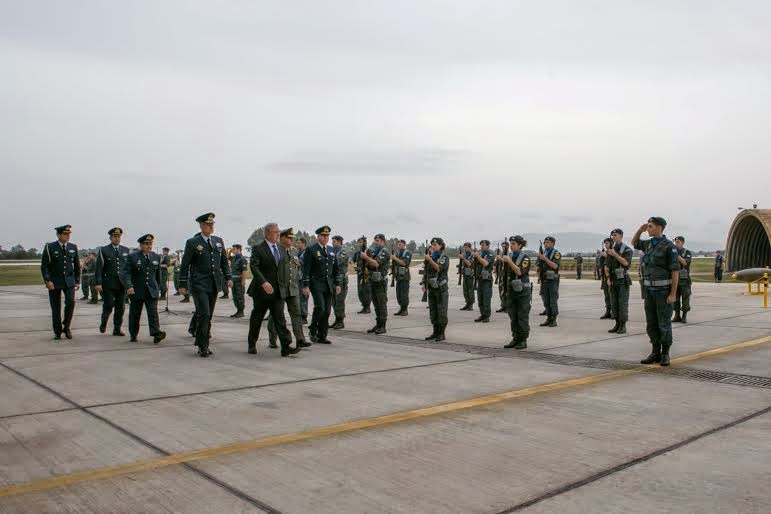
left=0, top=335, right=768, bottom=499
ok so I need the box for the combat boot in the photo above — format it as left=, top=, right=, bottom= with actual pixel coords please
left=374, top=324, right=387, bottom=335
left=547, top=316, right=558, bottom=327
left=608, top=321, right=620, bottom=333
left=400, top=308, right=408, bottom=316
left=600, top=310, right=612, bottom=319
left=681, top=312, right=688, bottom=323
left=539, top=310, right=548, bottom=316
left=660, top=343, right=671, bottom=366
left=513, top=340, right=527, bottom=350
left=616, top=322, right=626, bottom=334
left=366, top=325, right=378, bottom=333
left=435, top=326, right=446, bottom=342
left=640, top=343, right=661, bottom=364
left=503, top=340, right=517, bottom=348
left=331, top=318, right=344, bottom=330
left=672, top=310, right=682, bottom=323
left=539, top=317, right=552, bottom=327
left=424, top=326, right=438, bottom=340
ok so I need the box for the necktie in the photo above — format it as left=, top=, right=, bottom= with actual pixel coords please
left=272, top=244, right=280, bottom=265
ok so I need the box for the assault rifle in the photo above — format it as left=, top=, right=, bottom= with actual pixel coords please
left=390, top=242, right=396, bottom=287
left=421, top=239, right=429, bottom=302
left=456, top=246, right=463, bottom=286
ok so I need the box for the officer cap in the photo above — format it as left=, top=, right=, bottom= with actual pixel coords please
left=232, top=243, right=242, bottom=249
left=196, top=212, right=216, bottom=224
left=137, top=234, right=154, bottom=244
left=674, top=236, right=685, bottom=243
left=430, top=237, right=444, bottom=245
left=280, top=228, right=295, bottom=239
left=108, top=227, right=123, bottom=237
left=648, top=216, right=667, bottom=228
left=480, top=239, right=490, bottom=245
left=374, top=233, right=385, bottom=240
left=162, top=247, right=170, bottom=251
left=332, top=235, right=344, bottom=242
left=55, top=225, right=72, bottom=234
left=398, top=239, right=406, bottom=244
left=509, top=235, right=527, bottom=247
left=610, top=228, right=624, bottom=236
left=315, top=225, right=331, bottom=235
left=544, top=236, right=556, bottom=243
left=463, top=242, right=471, bottom=248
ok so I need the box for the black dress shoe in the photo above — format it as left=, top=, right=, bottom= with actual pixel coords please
left=310, top=335, right=318, bottom=343
left=317, top=339, right=332, bottom=344
left=113, top=330, right=125, bottom=337
left=99, top=324, right=107, bottom=334
left=281, top=347, right=302, bottom=356
left=297, top=341, right=312, bottom=348
left=248, top=346, right=257, bottom=354
left=64, top=329, right=73, bottom=339
left=153, top=332, right=166, bottom=344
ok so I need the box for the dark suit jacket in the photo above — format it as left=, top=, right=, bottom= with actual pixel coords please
left=95, top=244, right=131, bottom=289
left=179, top=233, right=231, bottom=293
left=247, top=240, right=287, bottom=299
left=41, top=241, right=81, bottom=289
left=120, top=251, right=161, bottom=300
left=302, top=242, right=339, bottom=293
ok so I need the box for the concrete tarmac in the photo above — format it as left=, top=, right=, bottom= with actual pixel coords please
left=0, top=275, right=769, bottom=513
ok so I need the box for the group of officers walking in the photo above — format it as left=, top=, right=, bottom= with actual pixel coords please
left=42, top=214, right=691, bottom=366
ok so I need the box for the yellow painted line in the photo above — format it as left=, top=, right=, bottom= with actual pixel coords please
left=1, top=335, right=769, bottom=499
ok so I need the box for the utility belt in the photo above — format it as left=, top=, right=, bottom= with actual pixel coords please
left=544, top=270, right=559, bottom=280
left=370, top=271, right=386, bottom=282
left=643, top=279, right=672, bottom=287
left=396, top=266, right=408, bottom=278
left=479, top=269, right=493, bottom=281
left=427, top=277, right=448, bottom=289
left=463, top=267, right=473, bottom=277
left=508, top=278, right=529, bottom=293
left=678, top=269, right=690, bottom=280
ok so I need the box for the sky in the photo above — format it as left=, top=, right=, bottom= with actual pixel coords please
left=1, top=0, right=770, bottom=251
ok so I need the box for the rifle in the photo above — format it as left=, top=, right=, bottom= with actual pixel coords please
left=538, top=240, right=546, bottom=283
left=472, top=241, right=478, bottom=288
left=357, top=237, right=369, bottom=289
left=421, top=239, right=429, bottom=302
left=390, top=242, right=396, bottom=287
left=494, top=243, right=501, bottom=285
left=500, top=237, right=509, bottom=303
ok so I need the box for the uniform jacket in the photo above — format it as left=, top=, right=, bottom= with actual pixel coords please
left=302, top=242, right=341, bottom=292
left=474, top=249, right=495, bottom=281
left=120, top=251, right=162, bottom=300
left=276, top=246, right=301, bottom=298
left=634, top=237, right=679, bottom=287
left=159, top=254, right=170, bottom=277
left=230, top=254, right=247, bottom=279
left=41, top=241, right=81, bottom=288
left=365, top=246, right=390, bottom=284
left=607, top=243, right=634, bottom=285
left=247, top=240, right=288, bottom=299
left=179, top=233, right=232, bottom=293
left=95, top=244, right=131, bottom=289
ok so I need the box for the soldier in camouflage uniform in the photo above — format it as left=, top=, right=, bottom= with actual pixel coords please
left=672, top=236, right=692, bottom=323
left=458, top=242, right=475, bottom=310
left=331, top=235, right=349, bottom=329
left=472, top=240, right=495, bottom=323
left=353, top=236, right=372, bottom=314
left=229, top=244, right=247, bottom=318
left=599, top=238, right=613, bottom=319
left=500, top=235, right=532, bottom=349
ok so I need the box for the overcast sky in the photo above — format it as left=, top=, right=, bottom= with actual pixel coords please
left=2, top=0, right=769, bottom=250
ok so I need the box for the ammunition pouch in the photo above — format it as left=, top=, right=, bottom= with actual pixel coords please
left=545, top=270, right=557, bottom=280
left=463, top=267, right=473, bottom=277
left=510, top=279, right=524, bottom=293
left=371, top=271, right=383, bottom=282
left=397, top=266, right=407, bottom=277
left=480, top=270, right=492, bottom=281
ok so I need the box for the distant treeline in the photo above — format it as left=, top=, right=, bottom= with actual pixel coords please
left=0, top=245, right=41, bottom=260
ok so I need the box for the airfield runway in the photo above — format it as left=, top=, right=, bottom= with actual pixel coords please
left=0, top=275, right=769, bottom=513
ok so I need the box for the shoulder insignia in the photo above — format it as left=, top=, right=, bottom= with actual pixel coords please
left=554, top=252, right=561, bottom=259
left=522, top=260, right=529, bottom=268
left=439, top=256, right=447, bottom=265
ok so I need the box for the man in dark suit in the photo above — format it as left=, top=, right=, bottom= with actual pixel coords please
left=302, top=225, right=342, bottom=344
left=120, top=234, right=166, bottom=344
left=179, top=213, right=232, bottom=358
left=95, top=227, right=130, bottom=336
left=246, top=223, right=301, bottom=357
left=41, top=224, right=81, bottom=340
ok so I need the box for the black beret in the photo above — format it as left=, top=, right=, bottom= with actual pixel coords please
left=604, top=237, right=613, bottom=244
left=232, top=243, right=242, bottom=249
left=430, top=237, right=444, bottom=245
left=674, top=236, right=685, bottom=243
left=315, top=225, right=331, bottom=235
left=509, top=235, right=527, bottom=247
left=648, top=216, right=667, bottom=228
left=196, top=212, right=215, bottom=224
left=108, top=227, right=123, bottom=236
left=55, top=225, right=72, bottom=234
left=137, top=234, right=154, bottom=244
left=480, top=240, right=490, bottom=245
left=298, top=237, right=307, bottom=244
left=374, top=233, right=385, bottom=240
left=544, top=236, right=556, bottom=243
left=332, top=235, right=344, bottom=242
left=398, top=239, right=406, bottom=244
left=463, top=242, right=471, bottom=248
left=610, top=228, right=624, bottom=236
left=162, top=247, right=170, bottom=251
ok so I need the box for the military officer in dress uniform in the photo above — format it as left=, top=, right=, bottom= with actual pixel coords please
left=633, top=217, right=679, bottom=366
left=391, top=239, right=412, bottom=316
left=229, top=244, right=247, bottom=318
left=672, top=236, right=692, bottom=323
left=120, top=234, right=166, bottom=344
left=360, top=233, right=391, bottom=334
left=41, top=225, right=81, bottom=340
left=424, top=237, right=450, bottom=342
left=330, top=235, right=349, bottom=329
left=606, top=228, right=634, bottom=334
left=159, top=247, right=171, bottom=300
left=95, top=227, right=129, bottom=336
left=268, top=228, right=311, bottom=349
left=538, top=236, right=561, bottom=327
left=302, top=226, right=342, bottom=344
left=500, top=235, right=531, bottom=349
left=458, top=242, right=475, bottom=311
left=179, top=213, right=233, bottom=357
left=472, top=240, right=495, bottom=323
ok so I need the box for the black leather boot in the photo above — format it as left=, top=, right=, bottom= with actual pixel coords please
left=641, top=343, right=661, bottom=364
left=672, top=310, right=682, bottom=323
left=600, top=310, right=612, bottom=319
left=660, top=343, right=671, bottom=366
left=608, top=321, right=620, bottom=333
left=616, top=322, right=626, bottom=334
left=681, top=312, right=688, bottom=323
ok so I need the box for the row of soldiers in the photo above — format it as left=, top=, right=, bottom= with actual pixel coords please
left=42, top=215, right=686, bottom=365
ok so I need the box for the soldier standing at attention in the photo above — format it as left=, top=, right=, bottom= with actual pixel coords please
left=360, top=233, right=391, bottom=334
left=538, top=236, right=561, bottom=327
left=424, top=237, right=450, bottom=342
left=599, top=238, right=613, bottom=319
left=95, top=227, right=129, bottom=336
left=459, top=242, right=475, bottom=311
left=354, top=236, right=372, bottom=314
left=81, top=252, right=97, bottom=303
left=179, top=213, right=233, bottom=358
left=575, top=254, right=583, bottom=279
left=302, top=226, right=342, bottom=344
left=472, top=240, right=495, bottom=323
left=606, top=228, right=633, bottom=334
left=330, top=235, right=349, bottom=329
left=41, top=225, right=81, bottom=340
left=501, top=235, right=531, bottom=349
left=672, top=236, right=692, bottom=324
left=268, top=229, right=311, bottom=349
left=120, top=234, right=166, bottom=344
left=495, top=241, right=509, bottom=312
left=391, top=239, right=412, bottom=316
left=714, top=250, right=724, bottom=282
left=633, top=217, right=679, bottom=366
left=229, top=244, right=247, bottom=318
left=159, top=247, right=171, bottom=300
left=296, top=237, right=309, bottom=323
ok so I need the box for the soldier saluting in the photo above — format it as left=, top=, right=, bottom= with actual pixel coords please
left=41, top=224, right=81, bottom=340
left=179, top=213, right=232, bottom=358
left=120, top=234, right=166, bottom=344
left=95, top=227, right=130, bottom=336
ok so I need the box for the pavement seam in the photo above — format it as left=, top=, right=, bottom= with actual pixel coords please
left=496, top=405, right=771, bottom=513
left=0, top=335, right=768, bottom=500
